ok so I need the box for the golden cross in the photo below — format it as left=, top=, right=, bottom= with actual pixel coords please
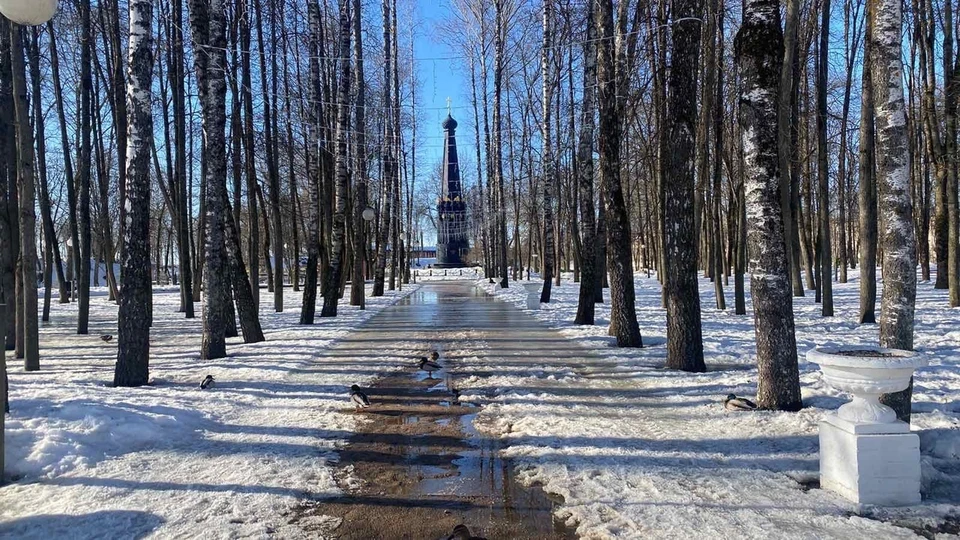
left=446, top=97, right=452, bottom=115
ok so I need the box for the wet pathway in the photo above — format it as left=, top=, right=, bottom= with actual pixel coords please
left=294, top=282, right=581, bottom=539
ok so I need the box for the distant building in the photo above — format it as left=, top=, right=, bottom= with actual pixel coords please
left=410, top=246, right=437, bottom=260
left=435, top=113, right=469, bottom=268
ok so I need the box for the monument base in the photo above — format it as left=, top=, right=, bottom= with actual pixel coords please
left=819, top=413, right=921, bottom=507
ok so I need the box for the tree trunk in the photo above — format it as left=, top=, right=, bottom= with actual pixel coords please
left=320, top=0, right=351, bottom=318
left=575, top=1, right=598, bottom=325
left=859, top=0, right=878, bottom=324
left=779, top=0, right=803, bottom=297
left=596, top=0, right=641, bottom=347
left=188, top=0, right=230, bottom=360
left=372, top=0, right=393, bottom=298
left=46, top=22, right=79, bottom=305
left=736, top=0, right=802, bottom=411
left=873, top=0, right=917, bottom=422
left=301, top=0, right=322, bottom=323
left=350, top=0, right=368, bottom=309
left=816, top=0, right=833, bottom=316
left=115, top=0, right=154, bottom=387
left=239, top=0, right=256, bottom=310
left=9, top=24, right=39, bottom=371
left=224, top=199, right=264, bottom=343
left=663, top=0, right=704, bottom=370
left=494, top=0, right=509, bottom=289
left=28, top=29, right=66, bottom=307
left=254, top=0, right=283, bottom=312
left=540, top=0, right=556, bottom=304
left=78, top=0, right=93, bottom=335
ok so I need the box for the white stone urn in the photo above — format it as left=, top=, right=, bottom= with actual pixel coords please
left=0, top=0, right=58, bottom=25
left=807, top=345, right=928, bottom=424
left=522, top=282, right=541, bottom=310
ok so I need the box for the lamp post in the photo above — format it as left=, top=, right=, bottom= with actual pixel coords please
left=0, top=0, right=57, bottom=25
left=356, top=207, right=374, bottom=310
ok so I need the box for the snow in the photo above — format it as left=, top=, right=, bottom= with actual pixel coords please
left=4, top=267, right=959, bottom=539
left=471, top=268, right=960, bottom=538
left=1, top=284, right=417, bottom=539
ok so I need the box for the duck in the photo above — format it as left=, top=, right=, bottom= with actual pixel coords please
left=200, top=375, right=215, bottom=390
left=418, top=356, right=442, bottom=377
left=447, top=524, right=487, bottom=540
left=724, top=394, right=757, bottom=411
left=100, top=334, right=113, bottom=342
left=350, top=384, right=371, bottom=410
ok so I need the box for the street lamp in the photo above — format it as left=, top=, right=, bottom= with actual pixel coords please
left=0, top=0, right=58, bottom=25
left=362, top=207, right=375, bottom=222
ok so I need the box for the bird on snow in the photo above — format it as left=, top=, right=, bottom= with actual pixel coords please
left=100, top=334, right=113, bottom=342
left=200, top=375, right=215, bottom=390
left=350, top=384, right=371, bottom=410
left=724, top=394, right=757, bottom=411
left=418, top=356, right=442, bottom=376
left=447, top=524, right=487, bottom=540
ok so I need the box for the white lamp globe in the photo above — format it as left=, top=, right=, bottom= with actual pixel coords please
left=0, top=0, right=58, bottom=26
left=362, top=207, right=375, bottom=222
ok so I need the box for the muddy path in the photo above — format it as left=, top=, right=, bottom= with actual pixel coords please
left=292, top=282, right=578, bottom=539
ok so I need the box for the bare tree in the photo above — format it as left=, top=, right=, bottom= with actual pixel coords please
left=574, top=0, right=598, bottom=325
left=736, top=0, right=802, bottom=411
left=320, top=0, right=352, bottom=317
left=116, top=0, right=155, bottom=387
left=663, top=0, right=705, bottom=370
left=9, top=24, right=38, bottom=371
left=189, top=0, right=231, bottom=359
left=816, top=0, right=833, bottom=316
left=540, top=0, right=556, bottom=303
left=595, top=0, right=642, bottom=347
left=872, top=0, right=917, bottom=421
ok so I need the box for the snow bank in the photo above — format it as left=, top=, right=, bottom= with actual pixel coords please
left=469, top=269, right=960, bottom=538
left=1, top=284, right=417, bottom=539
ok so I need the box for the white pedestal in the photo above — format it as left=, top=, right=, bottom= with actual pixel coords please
left=819, top=413, right=921, bottom=506
left=522, top=283, right=541, bottom=310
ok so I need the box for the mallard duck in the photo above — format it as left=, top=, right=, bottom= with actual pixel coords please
left=724, top=394, right=757, bottom=411
left=447, top=524, right=487, bottom=540
left=200, top=375, right=215, bottom=390
left=350, top=385, right=371, bottom=410
left=100, top=334, right=113, bottom=342
left=418, top=356, right=442, bottom=376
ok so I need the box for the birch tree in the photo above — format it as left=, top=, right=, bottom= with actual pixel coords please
left=736, top=0, right=802, bottom=411
left=188, top=0, right=230, bottom=359
left=872, top=0, right=917, bottom=421
left=320, top=0, right=351, bottom=318
left=116, top=0, right=155, bottom=387
left=540, top=0, right=556, bottom=303
left=300, top=0, right=322, bottom=323
left=663, top=0, right=705, bottom=371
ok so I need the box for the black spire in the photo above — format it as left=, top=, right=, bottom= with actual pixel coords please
left=436, top=112, right=469, bottom=268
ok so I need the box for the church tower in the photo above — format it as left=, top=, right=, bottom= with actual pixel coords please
left=435, top=113, right=469, bottom=267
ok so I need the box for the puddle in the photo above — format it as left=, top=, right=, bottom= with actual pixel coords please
left=288, top=283, right=578, bottom=539
left=314, top=369, right=574, bottom=539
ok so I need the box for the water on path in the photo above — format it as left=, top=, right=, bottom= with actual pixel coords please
left=292, top=282, right=577, bottom=539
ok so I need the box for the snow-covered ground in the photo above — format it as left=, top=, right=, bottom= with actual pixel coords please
left=468, top=269, right=960, bottom=539
left=0, top=284, right=417, bottom=539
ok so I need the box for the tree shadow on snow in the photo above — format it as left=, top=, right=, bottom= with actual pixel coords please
left=0, top=510, right=164, bottom=540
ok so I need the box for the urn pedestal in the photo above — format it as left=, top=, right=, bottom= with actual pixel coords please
left=807, top=346, right=928, bottom=507
left=522, top=282, right=541, bottom=310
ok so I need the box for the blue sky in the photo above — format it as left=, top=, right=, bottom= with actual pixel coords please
left=409, top=0, right=473, bottom=177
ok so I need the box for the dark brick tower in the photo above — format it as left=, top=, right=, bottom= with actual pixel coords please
left=436, top=113, right=469, bottom=267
